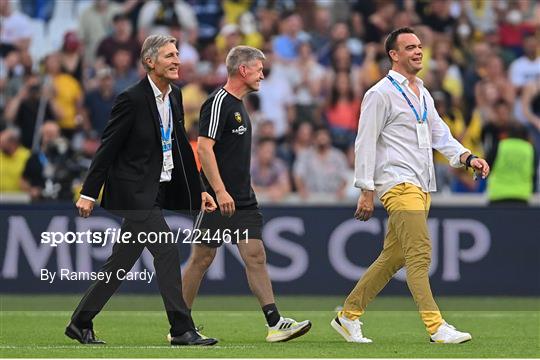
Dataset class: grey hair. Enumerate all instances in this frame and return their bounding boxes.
[140,34,177,72]
[225,46,266,76]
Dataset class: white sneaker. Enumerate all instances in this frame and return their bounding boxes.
[266,317,312,342]
[331,314,372,343]
[430,322,472,344]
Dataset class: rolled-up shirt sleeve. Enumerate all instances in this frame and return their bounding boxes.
[431,110,469,168]
[354,90,386,190]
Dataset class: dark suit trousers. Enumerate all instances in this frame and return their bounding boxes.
[70,183,194,336]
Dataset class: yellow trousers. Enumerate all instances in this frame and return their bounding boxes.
[342,183,443,334]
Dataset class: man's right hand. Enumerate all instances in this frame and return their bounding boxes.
[76,197,95,218]
[216,189,235,217]
[354,190,374,221]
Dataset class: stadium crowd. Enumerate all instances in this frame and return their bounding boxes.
[1,0,539,203]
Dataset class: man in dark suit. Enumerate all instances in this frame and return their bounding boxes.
[65,35,218,346]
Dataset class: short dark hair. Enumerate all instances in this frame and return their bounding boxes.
[314,125,329,134]
[257,136,276,147]
[384,27,416,61]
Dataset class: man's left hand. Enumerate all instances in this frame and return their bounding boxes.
[470,158,490,179]
[201,192,217,213]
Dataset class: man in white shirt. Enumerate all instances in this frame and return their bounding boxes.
[331,27,490,344]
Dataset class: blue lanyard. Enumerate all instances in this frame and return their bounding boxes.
[158,102,172,151]
[38,152,48,167]
[386,75,427,123]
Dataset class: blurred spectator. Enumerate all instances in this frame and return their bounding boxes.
[21,121,79,201]
[216,23,243,57]
[256,119,277,141]
[96,13,140,68]
[414,25,434,80]
[521,79,540,155]
[44,53,83,138]
[78,0,123,63]
[111,48,139,94]
[323,41,363,99]
[293,127,348,200]
[180,63,207,132]
[237,11,264,49]
[82,67,115,135]
[497,4,535,58]
[255,7,279,41]
[463,0,496,34]
[482,56,516,107]
[517,0,540,28]
[189,0,224,46]
[0,0,32,52]
[290,41,325,124]
[417,0,455,34]
[222,0,251,25]
[0,47,25,115]
[5,74,59,149]
[198,42,227,93]
[278,120,313,170]
[308,7,332,54]
[324,71,360,150]
[251,137,291,202]
[482,100,517,167]
[509,33,540,129]
[392,10,415,30]
[245,93,265,140]
[473,80,501,126]
[138,0,198,44]
[0,127,30,192]
[258,49,295,140]
[463,41,492,117]
[487,123,536,206]
[170,23,199,65]
[19,0,54,23]
[363,0,396,45]
[432,90,466,192]
[428,35,464,105]
[272,12,304,62]
[509,33,540,92]
[59,32,85,84]
[318,21,356,67]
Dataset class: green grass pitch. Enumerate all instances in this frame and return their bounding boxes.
[1,295,538,358]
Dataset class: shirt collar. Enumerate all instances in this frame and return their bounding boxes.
[147,75,172,101]
[388,69,424,88]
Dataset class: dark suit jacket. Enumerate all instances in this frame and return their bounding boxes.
[81,77,203,219]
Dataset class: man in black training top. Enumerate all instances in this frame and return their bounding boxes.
[182,45,312,342]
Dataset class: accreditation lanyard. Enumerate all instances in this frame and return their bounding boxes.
[158,102,174,171]
[386,75,430,148]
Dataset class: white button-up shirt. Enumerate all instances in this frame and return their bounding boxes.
[147,75,173,183]
[354,70,469,197]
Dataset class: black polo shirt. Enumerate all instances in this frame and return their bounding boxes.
[199,88,257,207]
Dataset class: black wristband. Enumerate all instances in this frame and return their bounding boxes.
[465,154,478,169]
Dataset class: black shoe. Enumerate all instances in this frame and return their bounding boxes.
[65,322,106,344]
[169,330,218,346]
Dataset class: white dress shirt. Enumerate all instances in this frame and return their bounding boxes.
[147,75,173,183]
[354,70,469,197]
[80,76,173,202]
